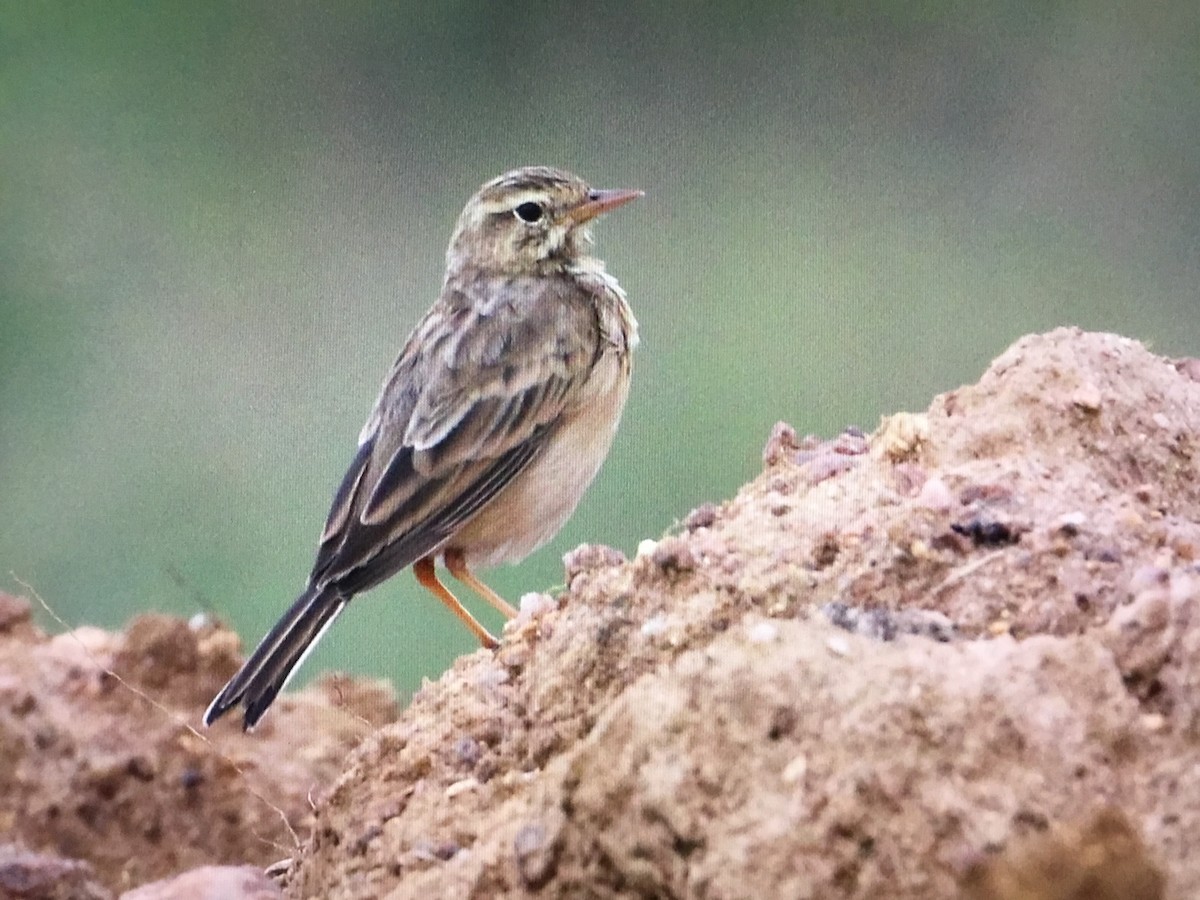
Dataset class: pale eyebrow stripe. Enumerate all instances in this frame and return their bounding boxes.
[477,189,555,215]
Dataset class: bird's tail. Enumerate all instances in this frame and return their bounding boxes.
[203,584,347,730]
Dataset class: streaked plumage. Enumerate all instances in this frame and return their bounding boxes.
[204,166,641,730]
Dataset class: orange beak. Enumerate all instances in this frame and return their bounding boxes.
[566,187,644,224]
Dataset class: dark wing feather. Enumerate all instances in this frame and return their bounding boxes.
[309,437,374,580]
[326,430,549,596]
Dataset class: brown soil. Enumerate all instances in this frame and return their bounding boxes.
[0,605,396,898]
[4,328,1198,898]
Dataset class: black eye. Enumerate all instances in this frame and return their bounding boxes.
[514,201,544,223]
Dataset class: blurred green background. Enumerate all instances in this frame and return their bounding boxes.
[3,1,1199,699]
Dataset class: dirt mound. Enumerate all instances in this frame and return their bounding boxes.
[4,328,1198,898]
[290,329,1196,899]
[0,603,395,897]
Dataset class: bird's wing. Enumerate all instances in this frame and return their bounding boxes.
[308,275,600,595]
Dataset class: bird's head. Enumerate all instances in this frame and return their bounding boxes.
[445,166,642,278]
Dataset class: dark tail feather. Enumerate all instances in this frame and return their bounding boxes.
[203,585,347,731]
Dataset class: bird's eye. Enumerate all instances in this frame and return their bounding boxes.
[514,201,544,223]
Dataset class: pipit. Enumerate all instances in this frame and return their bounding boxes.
[204,166,641,729]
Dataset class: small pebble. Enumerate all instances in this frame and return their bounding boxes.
[747,621,779,644]
[516,592,556,623]
[1070,382,1102,411]
[514,820,560,888]
[453,736,483,768]
[636,538,659,559]
[762,421,800,465]
[876,412,930,461]
[651,538,696,572]
[915,476,954,511]
[825,635,850,657]
[1140,713,1167,733]
[909,539,933,560]
[781,754,808,784]
[445,777,479,798]
[684,503,719,531]
[1057,510,1087,528]
[640,615,670,638]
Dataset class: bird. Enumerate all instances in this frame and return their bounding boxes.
[204,166,642,730]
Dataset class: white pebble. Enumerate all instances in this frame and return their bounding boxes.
[640,615,670,637]
[445,777,479,798]
[747,621,779,644]
[782,754,808,784]
[915,476,954,511]
[1056,510,1087,529]
[825,635,851,657]
[516,592,556,622]
[636,538,659,559]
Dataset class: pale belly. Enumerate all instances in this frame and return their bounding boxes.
[445,352,630,570]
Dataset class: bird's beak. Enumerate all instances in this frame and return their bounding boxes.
[566,188,644,224]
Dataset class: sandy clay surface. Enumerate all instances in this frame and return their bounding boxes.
[2,328,1198,899]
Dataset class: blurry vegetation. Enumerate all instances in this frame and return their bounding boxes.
[3,1,1199,693]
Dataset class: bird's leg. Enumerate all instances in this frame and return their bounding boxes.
[413,556,499,648]
[444,548,519,620]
